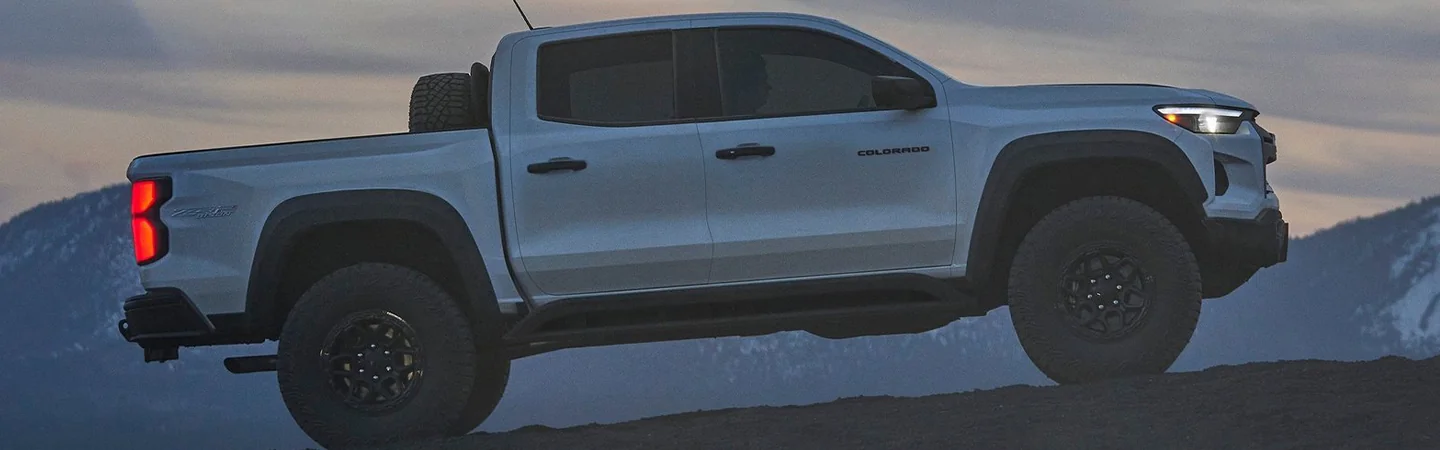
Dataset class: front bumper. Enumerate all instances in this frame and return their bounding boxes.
[117,289,260,362]
[1202,208,1289,268]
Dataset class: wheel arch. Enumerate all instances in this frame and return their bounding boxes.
[966,129,1209,298]
[246,189,502,339]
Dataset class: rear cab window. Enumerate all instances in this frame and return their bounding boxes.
[535,32,677,125]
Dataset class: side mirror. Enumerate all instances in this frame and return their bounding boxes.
[872,75,937,110]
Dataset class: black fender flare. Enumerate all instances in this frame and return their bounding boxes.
[245,189,500,336]
[965,129,1209,289]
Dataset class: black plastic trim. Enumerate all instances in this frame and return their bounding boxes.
[469,62,492,128]
[1203,208,1289,268]
[119,288,213,341]
[1214,158,1230,197]
[117,288,267,354]
[223,355,278,374]
[1254,121,1278,165]
[502,273,983,358]
[508,301,969,359]
[246,189,502,337]
[966,130,1209,289]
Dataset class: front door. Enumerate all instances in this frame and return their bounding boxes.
[693,25,958,283]
[506,29,710,296]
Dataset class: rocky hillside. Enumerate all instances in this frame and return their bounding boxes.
[2,185,1437,450]
[423,355,1440,450]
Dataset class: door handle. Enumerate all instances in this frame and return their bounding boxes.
[715,145,776,160]
[528,157,587,174]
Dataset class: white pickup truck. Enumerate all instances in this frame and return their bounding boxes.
[116,11,1288,449]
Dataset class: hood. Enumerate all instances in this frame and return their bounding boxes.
[949,82,1256,112]
[1185,88,1257,111]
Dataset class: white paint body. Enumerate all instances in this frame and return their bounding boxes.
[126,12,1281,318]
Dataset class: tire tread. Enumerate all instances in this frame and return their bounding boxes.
[277,263,482,449]
[1007,196,1202,384]
[408,73,475,133]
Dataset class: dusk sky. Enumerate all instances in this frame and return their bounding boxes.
[2,0,1436,236]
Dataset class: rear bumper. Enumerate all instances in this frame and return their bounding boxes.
[117,289,263,362]
[1202,208,1289,268]
[118,289,214,342]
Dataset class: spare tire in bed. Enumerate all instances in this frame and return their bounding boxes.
[408,72,478,133]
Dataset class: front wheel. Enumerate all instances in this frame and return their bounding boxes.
[1007,196,1202,384]
[276,263,506,449]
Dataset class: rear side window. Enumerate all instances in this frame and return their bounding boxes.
[536,32,676,125]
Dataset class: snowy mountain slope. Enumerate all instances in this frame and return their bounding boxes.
[1173,195,1440,367]
[1377,207,1440,350]
[2,185,1438,450]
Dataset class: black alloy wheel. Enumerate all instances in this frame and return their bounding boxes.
[321,310,426,412]
[1057,249,1154,341]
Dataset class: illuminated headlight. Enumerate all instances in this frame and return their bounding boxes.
[1155,106,1249,134]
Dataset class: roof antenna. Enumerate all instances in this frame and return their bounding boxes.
[513,0,535,30]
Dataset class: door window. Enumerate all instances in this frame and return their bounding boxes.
[536,32,676,125]
[714,28,924,118]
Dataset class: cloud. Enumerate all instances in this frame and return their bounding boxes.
[1272,190,1411,238]
[0,1,425,120]
[0,0,222,120]
[0,183,13,218]
[1257,117,1440,200]
[0,0,163,62]
[193,46,424,76]
[3,65,224,113]
[134,2,525,76]
[0,0,768,120]
[792,0,1440,64]
[787,0,1440,135]
[0,0,1435,234]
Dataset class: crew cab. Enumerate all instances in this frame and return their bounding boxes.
[116,12,1288,449]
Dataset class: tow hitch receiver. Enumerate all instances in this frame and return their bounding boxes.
[144,347,179,363]
[224,355,278,374]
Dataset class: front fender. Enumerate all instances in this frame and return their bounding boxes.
[964,129,1209,288]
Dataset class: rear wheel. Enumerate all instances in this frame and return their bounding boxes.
[450,329,510,435]
[1006,196,1202,384]
[276,263,506,449]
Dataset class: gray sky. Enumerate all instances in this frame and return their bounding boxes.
[2,0,1437,235]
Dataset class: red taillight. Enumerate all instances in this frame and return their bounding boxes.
[130,179,169,265]
[132,180,158,215]
[132,217,158,263]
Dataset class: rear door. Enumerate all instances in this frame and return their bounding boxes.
[504,26,712,296]
[689,22,958,283]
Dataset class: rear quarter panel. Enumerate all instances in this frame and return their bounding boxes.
[125,129,523,315]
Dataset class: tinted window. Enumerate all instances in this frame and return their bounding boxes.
[537,32,676,124]
[715,28,922,118]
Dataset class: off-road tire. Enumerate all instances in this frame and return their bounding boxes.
[277,263,489,449]
[1007,196,1202,385]
[408,72,476,133]
[449,331,510,435]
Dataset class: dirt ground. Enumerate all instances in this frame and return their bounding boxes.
[391,355,1439,450]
